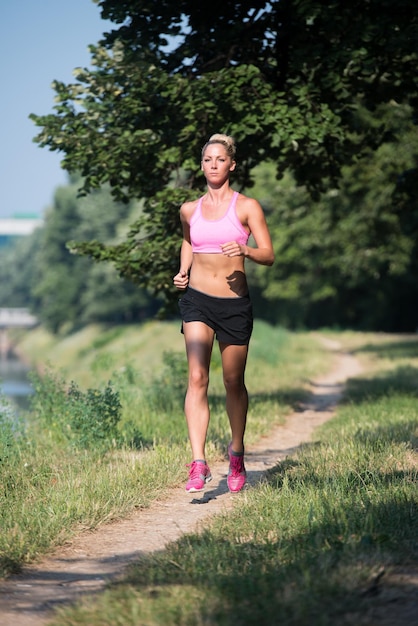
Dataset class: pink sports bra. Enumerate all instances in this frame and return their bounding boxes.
[190,191,250,254]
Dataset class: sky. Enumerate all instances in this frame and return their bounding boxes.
[0,1,113,218]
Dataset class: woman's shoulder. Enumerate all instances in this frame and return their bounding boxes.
[180,197,200,218]
[235,192,263,212]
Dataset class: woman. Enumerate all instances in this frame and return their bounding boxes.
[173,133,274,493]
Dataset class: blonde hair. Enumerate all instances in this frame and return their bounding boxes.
[201,133,236,159]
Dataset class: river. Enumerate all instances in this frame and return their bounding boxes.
[0,352,33,414]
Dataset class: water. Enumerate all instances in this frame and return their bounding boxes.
[0,353,33,414]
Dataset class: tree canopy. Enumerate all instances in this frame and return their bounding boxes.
[29,0,418,324]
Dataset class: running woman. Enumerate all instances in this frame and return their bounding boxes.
[173,133,274,493]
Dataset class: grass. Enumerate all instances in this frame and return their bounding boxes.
[46,331,417,626]
[0,429,189,576]
[12,321,186,387]
[0,321,329,578]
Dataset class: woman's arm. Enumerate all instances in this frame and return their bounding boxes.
[222,196,275,266]
[173,204,194,289]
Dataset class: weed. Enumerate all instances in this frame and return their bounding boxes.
[66,381,122,449]
[29,369,122,450]
[142,350,188,414]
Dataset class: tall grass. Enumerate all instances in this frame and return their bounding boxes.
[0,413,188,577]
[0,322,328,579]
[49,333,418,626]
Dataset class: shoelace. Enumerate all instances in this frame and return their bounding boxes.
[229,456,244,475]
[187,461,205,478]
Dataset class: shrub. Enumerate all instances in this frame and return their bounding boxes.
[29,370,122,450]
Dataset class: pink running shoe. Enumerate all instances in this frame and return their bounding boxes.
[185,460,212,493]
[227,443,247,493]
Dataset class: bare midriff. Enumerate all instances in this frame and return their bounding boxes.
[189,253,248,298]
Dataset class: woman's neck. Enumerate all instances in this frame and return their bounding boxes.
[205,182,233,206]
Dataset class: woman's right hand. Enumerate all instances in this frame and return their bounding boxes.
[173,270,189,290]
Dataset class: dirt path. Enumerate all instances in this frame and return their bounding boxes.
[0,338,398,625]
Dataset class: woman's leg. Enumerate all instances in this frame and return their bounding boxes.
[219,343,249,453]
[183,321,215,460]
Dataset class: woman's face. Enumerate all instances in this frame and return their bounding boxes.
[201,143,236,185]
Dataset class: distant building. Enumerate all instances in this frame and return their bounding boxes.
[0,215,43,247]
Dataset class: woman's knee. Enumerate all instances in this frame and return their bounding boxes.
[223,375,245,393]
[188,367,209,390]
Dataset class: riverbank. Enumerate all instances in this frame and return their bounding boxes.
[9,321,186,387]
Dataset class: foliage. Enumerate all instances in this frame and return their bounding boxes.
[29,0,418,317]
[31,184,92,333]
[66,381,121,448]
[0,398,21,464]
[254,103,418,330]
[79,261,159,325]
[70,186,195,312]
[112,349,190,448]
[0,174,158,332]
[0,229,44,308]
[30,369,122,450]
[141,350,189,414]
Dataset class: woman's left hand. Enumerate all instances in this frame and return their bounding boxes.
[220,241,246,257]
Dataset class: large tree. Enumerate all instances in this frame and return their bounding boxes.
[252,103,418,330]
[30,0,417,313]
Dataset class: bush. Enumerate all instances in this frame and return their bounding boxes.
[29,369,122,450]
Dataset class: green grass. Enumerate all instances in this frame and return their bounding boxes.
[46,331,418,626]
[0,432,189,577]
[1,321,329,578]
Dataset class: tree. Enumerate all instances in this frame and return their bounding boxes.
[31,184,94,333]
[31,176,156,333]
[29,0,418,314]
[79,262,160,325]
[253,103,418,330]
[0,229,44,308]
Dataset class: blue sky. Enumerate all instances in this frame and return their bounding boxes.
[0,1,113,217]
